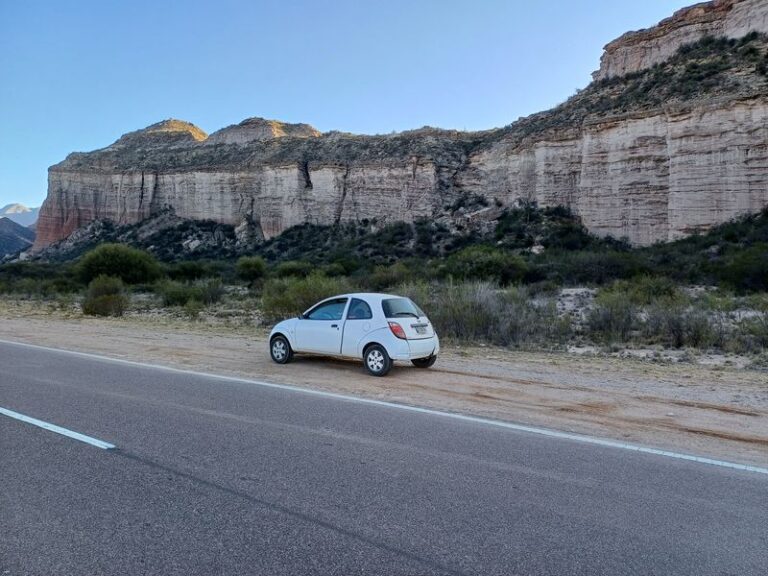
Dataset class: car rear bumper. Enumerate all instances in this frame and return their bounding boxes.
[400,336,439,360]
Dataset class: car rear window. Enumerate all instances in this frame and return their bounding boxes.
[382,298,424,319]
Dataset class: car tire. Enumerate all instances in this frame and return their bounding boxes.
[270,335,293,364]
[364,344,392,377]
[411,355,436,369]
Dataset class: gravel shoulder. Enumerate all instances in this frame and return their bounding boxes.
[1,301,766,468]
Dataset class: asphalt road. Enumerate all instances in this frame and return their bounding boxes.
[1,341,766,576]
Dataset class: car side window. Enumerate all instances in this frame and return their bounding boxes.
[306,298,348,321]
[347,298,372,320]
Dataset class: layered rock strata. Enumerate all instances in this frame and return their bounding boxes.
[34,0,768,250]
[462,98,768,244]
[594,0,768,80]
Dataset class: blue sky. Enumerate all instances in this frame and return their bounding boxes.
[0,0,693,207]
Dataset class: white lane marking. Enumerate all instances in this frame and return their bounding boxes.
[1,338,767,475]
[0,406,115,450]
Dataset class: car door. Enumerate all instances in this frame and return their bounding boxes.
[294,297,348,354]
[341,297,375,357]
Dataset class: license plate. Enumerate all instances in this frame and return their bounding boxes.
[415,326,427,335]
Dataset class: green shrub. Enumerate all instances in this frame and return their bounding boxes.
[82,295,129,317]
[184,298,204,320]
[365,262,412,291]
[86,275,124,298]
[534,249,646,285]
[261,273,352,321]
[737,315,768,352]
[156,280,202,307]
[155,278,223,307]
[40,277,82,295]
[10,278,44,298]
[745,292,768,312]
[329,256,363,275]
[717,244,768,292]
[236,256,267,287]
[320,262,348,277]
[586,292,636,343]
[167,261,209,281]
[642,302,715,348]
[444,246,528,285]
[602,276,682,305]
[78,244,162,285]
[696,290,740,313]
[197,278,224,305]
[82,275,129,317]
[393,281,432,312]
[0,263,84,298]
[201,260,233,281]
[275,260,314,278]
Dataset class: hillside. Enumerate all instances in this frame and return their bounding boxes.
[34,0,768,251]
[0,217,35,256]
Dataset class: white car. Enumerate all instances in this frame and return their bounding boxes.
[268,293,440,376]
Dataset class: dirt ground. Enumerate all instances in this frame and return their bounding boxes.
[1,301,766,468]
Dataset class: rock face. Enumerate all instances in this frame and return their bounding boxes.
[34,0,768,251]
[462,98,768,244]
[35,123,477,248]
[594,0,768,80]
[207,117,321,145]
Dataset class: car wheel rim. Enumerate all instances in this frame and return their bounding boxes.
[367,350,384,372]
[272,341,286,360]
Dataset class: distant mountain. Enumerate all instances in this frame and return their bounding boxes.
[0,203,40,227]
[0,217,36,256]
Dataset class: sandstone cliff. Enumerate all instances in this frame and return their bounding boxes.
[36,121,482,248]
[34,0,768,251]
[594,0,768,80]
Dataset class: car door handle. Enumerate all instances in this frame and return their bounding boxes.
[331,324,338,328]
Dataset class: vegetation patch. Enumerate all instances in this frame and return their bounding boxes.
[82,275,129,317]
[78,243,162,285]
[2,204,767,363]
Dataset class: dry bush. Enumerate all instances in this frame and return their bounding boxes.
[396,281,570,347]
[82,275,129,317]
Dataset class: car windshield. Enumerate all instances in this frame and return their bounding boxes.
[382,298,424,319]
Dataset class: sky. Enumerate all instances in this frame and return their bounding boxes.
[0,0,693,208]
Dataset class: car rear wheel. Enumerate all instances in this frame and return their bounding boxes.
[364,344,392,377]
[411,355,436,368]
[270,335,293,364]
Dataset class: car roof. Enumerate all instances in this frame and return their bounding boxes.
[323,292,404,303]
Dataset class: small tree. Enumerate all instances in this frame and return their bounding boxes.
[78,243,162,285]
[236,256,267,288]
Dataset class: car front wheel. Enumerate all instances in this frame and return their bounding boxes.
[411,355,436,368]
[270,335,293,364]
[364,344,392,377]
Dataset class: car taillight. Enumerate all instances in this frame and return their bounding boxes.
[388,321,407,340]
